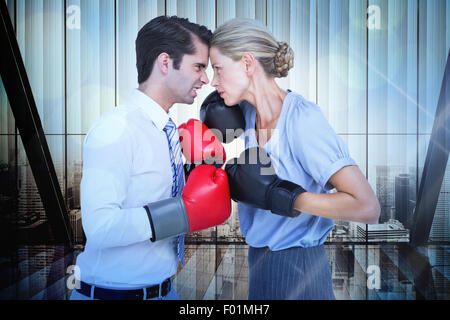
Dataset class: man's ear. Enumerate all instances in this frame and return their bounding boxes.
[241,52,256,76]
[156,52,171,75]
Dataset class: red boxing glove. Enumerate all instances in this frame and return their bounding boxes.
[178,119,226,165]
[182,164,231,232]
[144,165,231,241]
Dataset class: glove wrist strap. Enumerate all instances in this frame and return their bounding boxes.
[269,180,305,218]
[144,196,189,242]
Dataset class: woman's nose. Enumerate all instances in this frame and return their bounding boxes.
[211,74,219,88]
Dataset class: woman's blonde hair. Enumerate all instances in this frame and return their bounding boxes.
[211,18,294,78]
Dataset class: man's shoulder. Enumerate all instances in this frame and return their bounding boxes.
[84,105,136,146]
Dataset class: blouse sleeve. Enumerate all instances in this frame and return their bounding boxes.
[286,98,357,191]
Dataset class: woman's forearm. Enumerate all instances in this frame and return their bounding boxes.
[294,191,380,224]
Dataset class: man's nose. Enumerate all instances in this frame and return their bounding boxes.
[201,69,209,85]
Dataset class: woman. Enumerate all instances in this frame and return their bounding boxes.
[209,18,380,300]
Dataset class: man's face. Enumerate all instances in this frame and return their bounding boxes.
[167,37,209,105]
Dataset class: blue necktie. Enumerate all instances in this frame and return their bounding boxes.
[163,118,185,266]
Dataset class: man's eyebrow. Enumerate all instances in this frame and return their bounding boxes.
[195,63,207,68]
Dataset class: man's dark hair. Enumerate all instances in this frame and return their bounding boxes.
[136,16,212,84]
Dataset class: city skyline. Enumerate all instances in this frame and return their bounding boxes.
[1,156,448,244]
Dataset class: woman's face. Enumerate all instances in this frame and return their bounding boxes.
[210,47,249,106]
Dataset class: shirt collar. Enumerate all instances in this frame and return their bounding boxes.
[127,88,170,131]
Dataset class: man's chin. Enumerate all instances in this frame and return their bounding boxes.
[181,97,195,105]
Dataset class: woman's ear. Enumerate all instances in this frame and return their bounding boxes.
[156,52,171,75]
[241,52,256,76]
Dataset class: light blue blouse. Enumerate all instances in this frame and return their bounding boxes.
[237,91,357,250]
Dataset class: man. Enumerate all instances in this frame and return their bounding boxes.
[70,16,231,300]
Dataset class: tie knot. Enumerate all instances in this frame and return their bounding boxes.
[164,118,176,130]
[164,118,176,137]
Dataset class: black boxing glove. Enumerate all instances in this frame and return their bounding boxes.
[225,147,306,218]
[200,90,246,144]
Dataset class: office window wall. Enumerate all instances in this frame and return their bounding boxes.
[0,0,449,246]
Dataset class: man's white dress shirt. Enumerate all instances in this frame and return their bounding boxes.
[75,88,181,289]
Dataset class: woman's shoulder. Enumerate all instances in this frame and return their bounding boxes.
[285,91,320,114]
[283,91,342,153]
[284,91,326,127]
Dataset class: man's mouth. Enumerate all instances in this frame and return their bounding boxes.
[192,86,202,97]
[192,89,197,97]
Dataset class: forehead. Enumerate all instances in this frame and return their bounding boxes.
[210,47,234,65]
[183,36,209,64]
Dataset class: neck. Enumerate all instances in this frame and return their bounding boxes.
[243,74,287,128]
[138,81,173,113]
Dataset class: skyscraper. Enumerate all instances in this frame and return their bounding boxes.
[376,165,417,224]
[430,166,450,242]
[395,173,416,230]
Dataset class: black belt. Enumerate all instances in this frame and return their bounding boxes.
[76,278,172,300]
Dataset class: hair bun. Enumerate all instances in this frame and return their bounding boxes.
[274,42,294,78]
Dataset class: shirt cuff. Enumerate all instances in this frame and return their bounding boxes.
[319,157,358,191]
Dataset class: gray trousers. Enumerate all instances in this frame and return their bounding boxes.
[248,245,335,300]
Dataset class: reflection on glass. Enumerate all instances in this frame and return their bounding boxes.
[66,0,115,134]
[67,135,84,245]
[174,244,249,300]
[6,134,65,243]
[417,134,449,242]
[0,79,15,134]
[16,137,45,230]
[428,245,450,299]
[289,0,316,103]
[368,0,418,135]
[115,0,166,106]
[429,162,450,242]
[418,0,450,134]
[318,0,367,134]
[16,0,65,134]
[0,135,18,253]
[0,244,75,299]
[1,0,449,302]
[368,135,417,242]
